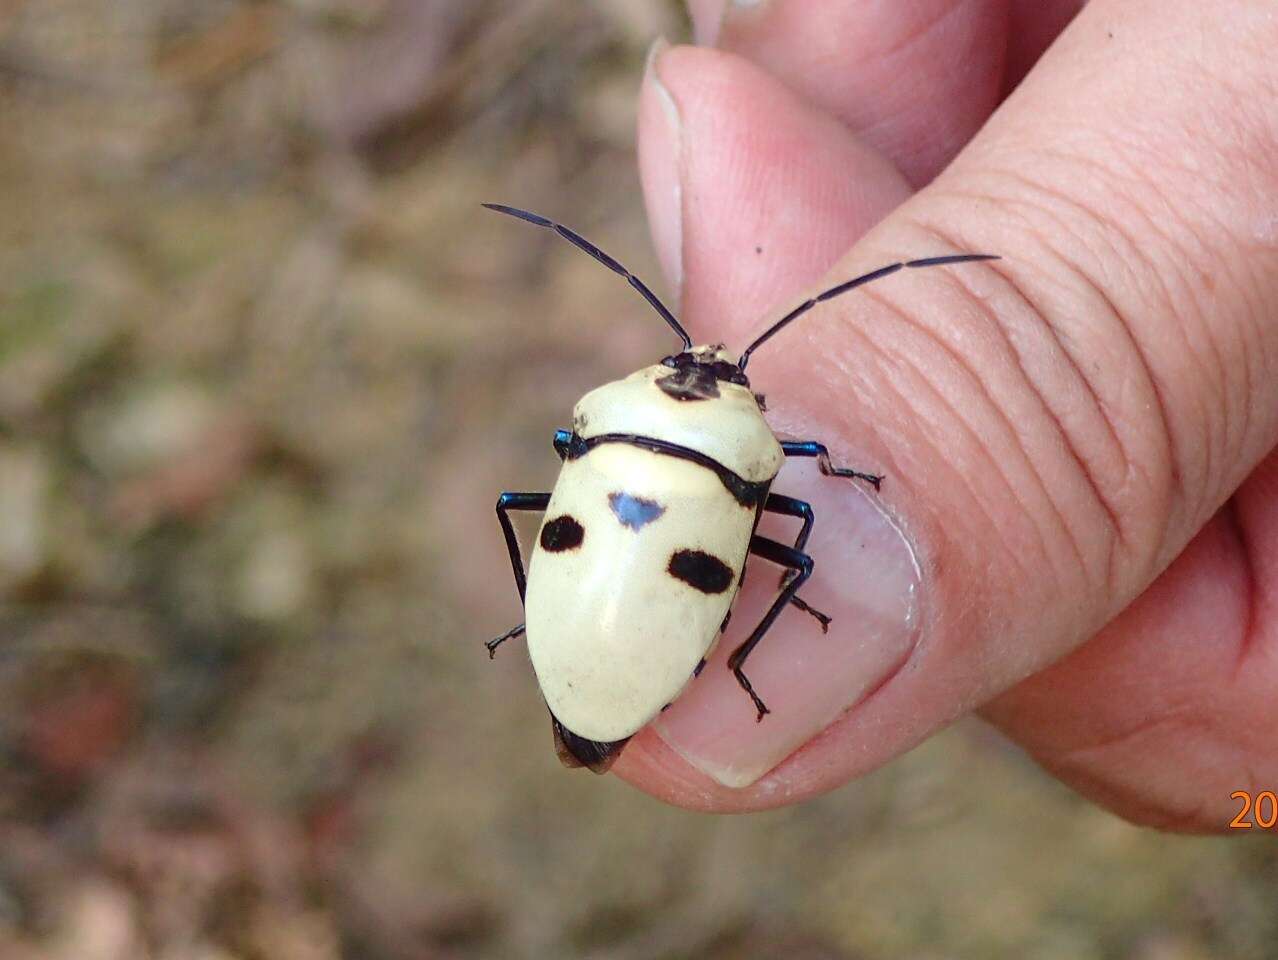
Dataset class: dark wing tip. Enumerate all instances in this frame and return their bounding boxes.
[550,713,629,774]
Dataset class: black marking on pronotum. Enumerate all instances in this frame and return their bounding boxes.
[668,549,734,594]
[561,432,769,508]
[659,350,749,386]
[655,364,720,401]
[608,492,666,530]
[540,515,584,552]
[550,713,628,774]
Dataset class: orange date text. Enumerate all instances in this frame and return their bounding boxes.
[1229,791,1278,829]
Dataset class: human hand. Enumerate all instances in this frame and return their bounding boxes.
[613,0,1278,832]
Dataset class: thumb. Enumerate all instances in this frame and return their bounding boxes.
[618,4,1278,808]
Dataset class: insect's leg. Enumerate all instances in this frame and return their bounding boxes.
[496,491,552,601]
[728,535,815,721]
[780,440,882,490]
[551,428,593,462]
[764,492,813,550]
[489,491,551,656]
[553,428,573,459]
[762,493,830,629]
[486,622,525,660]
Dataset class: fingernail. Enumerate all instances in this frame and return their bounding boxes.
[685,0,727,45]
[638,37,683,301]
[651,459,922,787]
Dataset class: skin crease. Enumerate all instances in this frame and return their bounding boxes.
[610,0,1278,831]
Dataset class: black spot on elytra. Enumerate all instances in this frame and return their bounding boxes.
[608,491,665,531]
[540,515,584,552]
[693,657,707,677]
[655,364,720,401]
[668,549,734,594]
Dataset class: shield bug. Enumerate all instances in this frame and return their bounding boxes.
[484,203,996,772]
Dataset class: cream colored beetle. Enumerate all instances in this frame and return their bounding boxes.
[484,204,996,773]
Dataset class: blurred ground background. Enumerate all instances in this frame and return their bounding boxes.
[0,2,1275,958]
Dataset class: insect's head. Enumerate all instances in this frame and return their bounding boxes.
[660,344,748,385]
[654,343,758,405]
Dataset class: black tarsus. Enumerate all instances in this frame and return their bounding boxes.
[483,203,692,350]
[782,440,883,491]
[489,491,551,656]
[786,594,831,632]
[486,622,525,659]
[730,534,817,721]
[738,253,999,369]
[763,492,831,631]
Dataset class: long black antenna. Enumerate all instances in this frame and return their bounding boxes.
[737,253,999,370]
[483,204,692,350]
